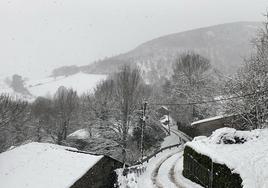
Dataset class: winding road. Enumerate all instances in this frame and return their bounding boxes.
[136,126,196,188]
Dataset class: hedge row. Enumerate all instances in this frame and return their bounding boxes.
[183,146,242,188]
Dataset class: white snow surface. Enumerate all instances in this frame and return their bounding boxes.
[161,128,181,148]
[68,128,91,140]
[28,72,106,97]
[0,142,103,188]
[186,127,268,188]
[191,115,224,126]
[0,73,106,100]
[135,128,196,188]
[116,168,139,188]
[137,147,181,188]
[117,128,196,188]
[160,115,169,124]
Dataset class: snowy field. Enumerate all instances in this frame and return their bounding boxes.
[0,72,106,100]
[27,72,106,97]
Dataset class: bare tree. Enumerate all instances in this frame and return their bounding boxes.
[170,52,216,124]
[54,86,79,144]
[79,94,100,137]
[223,14,268,129]
[114,65,142,163]
[91,66,143,163]
[9,74,31,95]
[0,94,28,128]
[0,94,30,151]
[31,97,56,141]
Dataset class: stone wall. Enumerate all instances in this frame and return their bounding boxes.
[71,156,123,188]
[183,146,242,188]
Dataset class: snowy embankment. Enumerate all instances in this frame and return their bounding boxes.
[187,128,268,188]
[0,142,103,188]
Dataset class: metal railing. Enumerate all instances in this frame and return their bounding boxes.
[122,143,182,178]
[135,143,182,165]
[122,129,189,177]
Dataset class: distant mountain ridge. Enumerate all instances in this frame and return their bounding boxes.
[52,22,261,83]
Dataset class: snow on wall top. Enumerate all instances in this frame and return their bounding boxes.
[68,128,91,140]
[0,142,103,188]
[191,115,224,126]
[186,128,268,188]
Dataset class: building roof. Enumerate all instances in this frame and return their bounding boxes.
[0,142,103,188]
[191,115,225,126]
[67,128,91,140]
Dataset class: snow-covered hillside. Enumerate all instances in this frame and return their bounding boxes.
[27,72,106,97]
[0,72,106,100]
[82,22,260,83]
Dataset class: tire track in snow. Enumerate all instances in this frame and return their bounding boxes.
[169,154,184,188]
[151,150,182,188]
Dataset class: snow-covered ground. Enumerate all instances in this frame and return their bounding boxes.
[187,127,268,188]
[28,72,106,97]
[130,126,198,188]
[160,130,181,148]
[0,72,106,100]
[0,142,103,188]
[137,146,182,188]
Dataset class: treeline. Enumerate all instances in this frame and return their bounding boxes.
[0,66,166,164]
[222,17,268,130]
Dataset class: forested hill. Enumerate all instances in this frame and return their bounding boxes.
[52,22,261,83]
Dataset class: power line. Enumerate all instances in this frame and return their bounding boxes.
[150,89,268,106]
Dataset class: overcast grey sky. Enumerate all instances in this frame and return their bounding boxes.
[0,0,267,78]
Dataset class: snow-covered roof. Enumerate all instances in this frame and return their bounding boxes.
[160,115,169,123]
[0,142,103,188]
[186,128,268,188]
[160,106,169,111]
[68,128,91,140]
[191,115,224,126]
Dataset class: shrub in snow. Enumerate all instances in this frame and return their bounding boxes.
[115,164,146,188]
[115,168,138,188]
[208,127,259,144]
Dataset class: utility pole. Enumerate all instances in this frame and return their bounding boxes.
[167,110,170,135]
[140,101,147,160]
